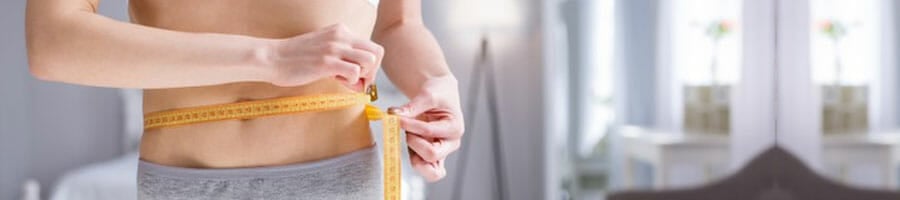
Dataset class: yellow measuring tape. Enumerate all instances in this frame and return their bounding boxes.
[143,85,402,200]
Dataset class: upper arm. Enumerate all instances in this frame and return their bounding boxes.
[26,0,100,43]
[25,0,100,77]
[26,0,100,41]
[27,0,99,20]
[373,0,423,34]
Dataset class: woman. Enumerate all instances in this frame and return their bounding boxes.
[26,0,464,199]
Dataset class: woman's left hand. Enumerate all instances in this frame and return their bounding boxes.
[391,77,464,182]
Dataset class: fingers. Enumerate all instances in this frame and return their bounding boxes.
[323,24,383,63]
[324,57,361,88]
[398,116,462,139]
[349,37,384,68]
[407,133,460,163]
[350,38,384,86]
[410,151,446,182]
[338,47,377,83]
[393,93,437,118]
[319,24,383,88]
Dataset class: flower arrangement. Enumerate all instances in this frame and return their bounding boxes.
[706,20,734,41]
[703,19,734,86]
[820,19,848,41]
[819,19,851,86]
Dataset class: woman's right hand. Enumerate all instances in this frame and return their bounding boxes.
[266,24,384,91]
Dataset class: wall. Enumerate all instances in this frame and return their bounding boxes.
[0,1,32,198]
[730,0,778,171]
[872,0,897,133]
[775,0,821,170]
[0,1,129,199]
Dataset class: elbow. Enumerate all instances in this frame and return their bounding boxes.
[26,41,62,82]
[26,29,57,82]
[27,40,70,82]
[26,13,75,82]
[27,29,75,82]
[28,59,56,81]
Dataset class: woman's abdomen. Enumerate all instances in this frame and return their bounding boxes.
[133,0,378,168]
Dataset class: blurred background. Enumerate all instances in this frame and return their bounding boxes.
[2,0,900,200]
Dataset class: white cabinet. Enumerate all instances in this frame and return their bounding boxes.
[619,126,729,188]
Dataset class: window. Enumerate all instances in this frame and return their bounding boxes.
[810,0,880,86]
[672,0,742,86]
[810,0,885,134]
[666,0,742,134]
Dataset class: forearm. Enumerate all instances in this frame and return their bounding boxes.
[374,22,457,97]
[371,0,464,181]
[26,9,277,89]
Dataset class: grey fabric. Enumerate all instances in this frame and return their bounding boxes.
[137,146,381,200]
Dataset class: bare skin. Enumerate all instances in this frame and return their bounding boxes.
[133,0,381,169]
[26,0,464,182]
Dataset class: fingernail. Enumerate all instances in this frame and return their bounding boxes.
[387,107,404,115]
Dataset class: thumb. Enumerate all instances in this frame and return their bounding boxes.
[391,94,434,118]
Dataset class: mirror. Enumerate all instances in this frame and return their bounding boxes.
[815,0,900,190]
[561,0,749,198]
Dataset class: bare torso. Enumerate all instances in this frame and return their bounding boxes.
[134,0,378,168]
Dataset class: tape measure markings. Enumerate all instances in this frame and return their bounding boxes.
[383,114,401,200]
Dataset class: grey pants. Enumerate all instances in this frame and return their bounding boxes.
[137,146,381,200]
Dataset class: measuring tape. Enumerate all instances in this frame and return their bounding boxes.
[143,85,402,200]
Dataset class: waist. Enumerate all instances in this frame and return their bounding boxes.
[142,80,354,113]
[139,80,374,169]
